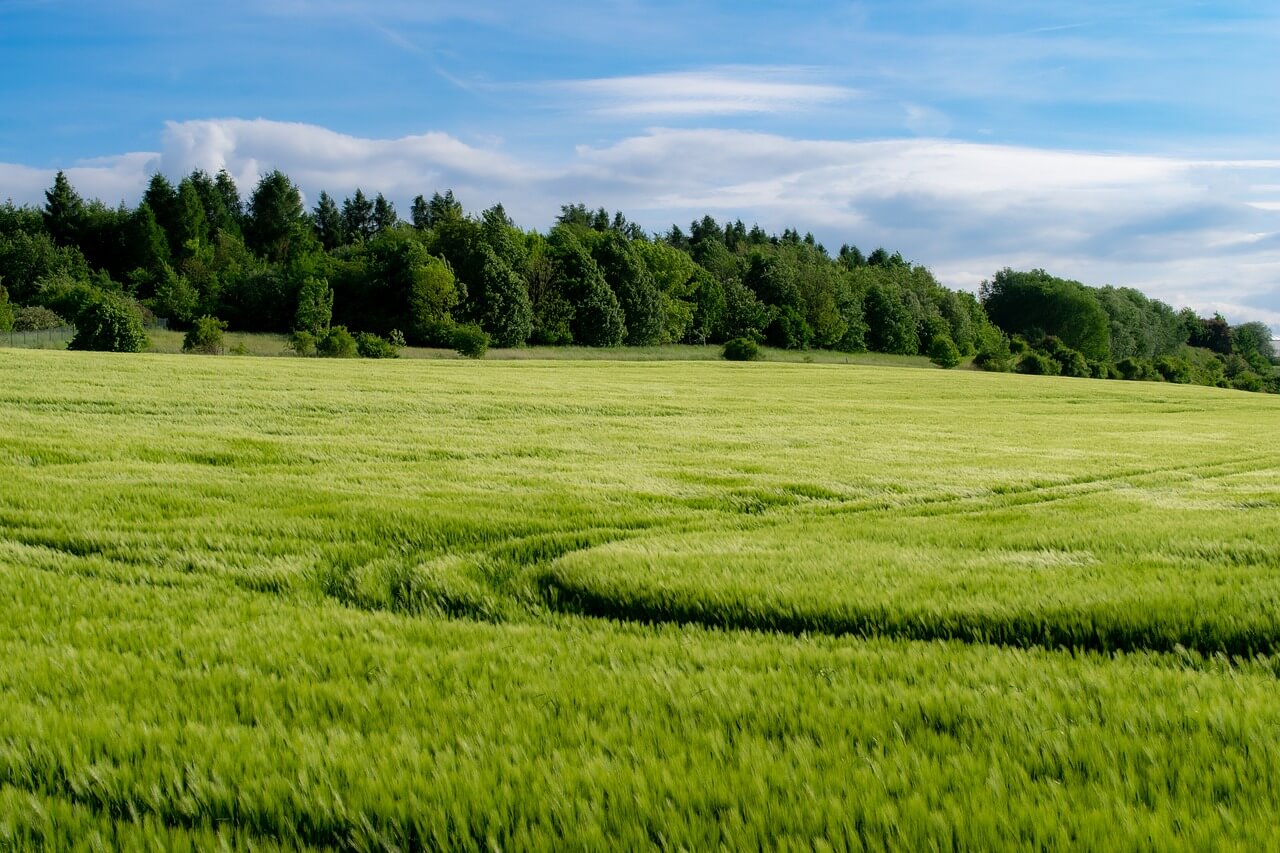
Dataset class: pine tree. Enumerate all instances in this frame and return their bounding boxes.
[313,192,343,250]
[43,171,85,247]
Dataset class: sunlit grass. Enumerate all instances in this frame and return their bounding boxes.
[1,348,1278,846]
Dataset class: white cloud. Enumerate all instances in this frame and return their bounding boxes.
[2,118,1278,331]
[558,68,856,117]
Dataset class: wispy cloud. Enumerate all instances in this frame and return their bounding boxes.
[557,68,856,117]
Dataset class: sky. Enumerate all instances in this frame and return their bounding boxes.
[1,0,1278,331]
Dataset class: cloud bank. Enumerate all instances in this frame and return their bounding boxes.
[2,118,1277,330]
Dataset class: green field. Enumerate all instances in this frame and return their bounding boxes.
[2,349,1279,849]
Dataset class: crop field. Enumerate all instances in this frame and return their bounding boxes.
[2,349,1279,849]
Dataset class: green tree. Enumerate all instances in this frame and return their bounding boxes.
[372,193,398,233]
[0,283,13,332]
[313,192,343,250]
[213,170,243,232]
[549,228,624,347]
[294,276,334,337]
[981,268,1110,361]
[244,170,305,262]
[592,231,663,346]
[475,247,533,347]
[174,178,210,257]
[43,170,85,247]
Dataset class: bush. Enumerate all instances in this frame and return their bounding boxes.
[973,329,1014,372]
[356,331,401,359]
[766,305,814,350]
[1153,355,1192,384]
[12,306,67,331]
[452,324,489,359]
[317,326,358,358]
[182,316,227,354]
[68,294,149,353]
[1016,352,1059,376]
[928,335,961,369]
[288,331,316,357]
[721,337,761,362]
[1115,357,1156,382]
[1088,360,1110,379]
[1230,371,1264,392]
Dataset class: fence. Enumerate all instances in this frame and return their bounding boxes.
[0,326,77,350]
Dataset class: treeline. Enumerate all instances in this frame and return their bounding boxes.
[0,169,1274,391]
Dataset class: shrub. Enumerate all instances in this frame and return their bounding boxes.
[68,294,149,353]
[1088,360,1110,379]
[288,331,316,357]
[721,337,761,362]
[182,316,227,354]
[1016,352,1059,376]
[928,335,961,369]
[973,329,1014,372]
[12,306,67,331]
[1153,355,1192,384]
[1230,371,1264,392]
[452,324,489,359]
[1115,357,1156,382]
[317,326,358,358]
[356,331,401,359]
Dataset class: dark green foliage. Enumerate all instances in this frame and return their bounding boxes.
[183,315,227,354]
[313,192,343,251]
[476,248,533,347]
[342,190,375,244]
[68,294,148,352]
[43,171,85,247]
[1115,357,1156,382]
[1039,337,1089,378]
[11,305,66,331]
[720,277,769,343]
[593,232,663,346]
[1016,352,1059,376]
[356,331,401,359]
[294,276,334,337]
[982,268,1110,361]
[452,323,489,358]
[863,281,918,355]
[928,335,961,369]
[316,326,357,358]
[244,171,305,262]
[372,194,398,234]
[151,265,199,327]
[0,284,12,331]
[767,304,813,350]
[1187,313,1233,354]
[549,229,624,347]
[721,337,760,361]
[1153,355,1192,384]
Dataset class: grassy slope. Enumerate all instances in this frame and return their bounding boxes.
[1,349,1279,847]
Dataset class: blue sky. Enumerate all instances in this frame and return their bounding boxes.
[2,0,1279,329]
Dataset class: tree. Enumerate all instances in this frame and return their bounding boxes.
[592,231,663,346]
[43,170,85,247]
[410,195,431,230]
[981,268,1110,361]
[174,178,210,256]
[213,170,243,232]
[313,192,343,251]
[549,228,624,347]
[372,193,398,233]
[294,276,334,337]
[0,283,13,332]
[342,190,375,243]
[69,294,149,352]
[123,202,172,289]
[143,173,182,257]
[244,170,305,261]
[475,247,533,347]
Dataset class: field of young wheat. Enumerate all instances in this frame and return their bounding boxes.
[1,348,1278,848]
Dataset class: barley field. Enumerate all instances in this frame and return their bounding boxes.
[1,349,1278,849]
